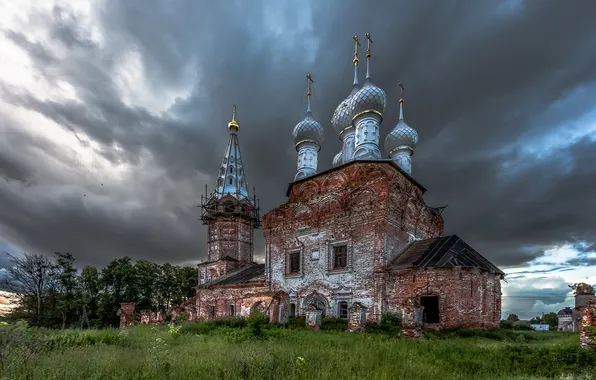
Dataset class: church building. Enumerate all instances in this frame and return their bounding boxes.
[176,34,504,332]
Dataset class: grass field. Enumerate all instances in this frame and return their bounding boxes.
[1,319,595,380]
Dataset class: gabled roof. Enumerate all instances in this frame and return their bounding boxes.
[201,263,265,287]
[389,235,504,275]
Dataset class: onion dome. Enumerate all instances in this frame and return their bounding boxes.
[384,95,418,155]
[292,74,324,148]
[331,35,362,136]
[350,33,387,119]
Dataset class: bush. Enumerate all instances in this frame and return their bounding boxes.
[499,320,513,329]
[365,313,402,336]
[246,312,269,337]
[320,318,348,332]
[285,317,306,329]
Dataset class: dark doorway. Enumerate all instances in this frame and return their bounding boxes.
[421,296,440,324]
[289,303,296,318]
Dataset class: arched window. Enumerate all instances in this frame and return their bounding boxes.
[229,165,234,173]
[229,178,233,185]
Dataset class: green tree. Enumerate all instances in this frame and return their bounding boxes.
[54,252,81,328]
[79,266,101,327]
[134,260,159,311]
[506,314,520,322]
[542,312,558,330]
[98,257,138,327]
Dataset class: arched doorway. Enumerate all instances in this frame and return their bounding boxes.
[302,292,328,318]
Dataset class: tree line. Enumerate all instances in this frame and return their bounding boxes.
[1,252,197,329]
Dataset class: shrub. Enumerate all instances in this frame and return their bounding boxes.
[499,320,513,329]
[246,312,269,337]
[285,317,306,329]
[320,318,348,332]
[364,313,402,336]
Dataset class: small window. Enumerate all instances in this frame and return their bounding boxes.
[228,304,235,317]
[289,303,296,318]
[311,249,320,260]
[229,178,233,185]
[333,245,347,269]
[421,296,440,324]
[289,252,300,273]
[229,165,234,173]
[338,301,348,319]
[209,305,215,319]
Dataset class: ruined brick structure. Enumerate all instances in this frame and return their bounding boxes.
[579,299,596,350]
[177,37,504,332]
[572,283,596,333]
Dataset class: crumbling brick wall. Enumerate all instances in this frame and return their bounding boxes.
[263,161,444,322]
[195,284,275,321]
[580,299,596,350]
[385,268,501,329]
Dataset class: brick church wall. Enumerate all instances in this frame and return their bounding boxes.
[385,267,502,329]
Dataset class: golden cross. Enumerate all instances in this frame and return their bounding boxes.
[306,73,313,97]
[399,82,405,99]
[232,104,237,121]
[353,35,360,64]
[365,33,373,58]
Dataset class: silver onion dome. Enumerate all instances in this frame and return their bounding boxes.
[350,80,387,118]
[350,33,387,119]
[292,112,324,146]
[384,118,418,154]
[331,95,354,136]
[384,98,418,154]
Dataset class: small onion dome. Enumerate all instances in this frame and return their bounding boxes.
[331,89,357,136]
[384,99,418,155]
[350,79,387,120]
[332,151,343,166]
[292,111,324,148]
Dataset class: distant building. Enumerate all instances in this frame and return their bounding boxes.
[530,324,550,331]
[557,307,573,331]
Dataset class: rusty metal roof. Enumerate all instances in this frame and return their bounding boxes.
[202,263,265,287]
[389,235,504,275]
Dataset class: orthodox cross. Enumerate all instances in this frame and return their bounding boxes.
[365,33,373,58]
[399,82,405,99]
[306,73,313,97]
[353,35,360,64]
[232,104,237,121]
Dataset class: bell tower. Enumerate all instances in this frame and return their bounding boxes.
[198,105,261,282]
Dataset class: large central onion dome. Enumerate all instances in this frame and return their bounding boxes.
[350,33,387,119]
[350,78,387,119]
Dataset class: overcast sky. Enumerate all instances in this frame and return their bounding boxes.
[1,0,595,319]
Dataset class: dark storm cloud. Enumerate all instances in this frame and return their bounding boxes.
[1,0,596,276]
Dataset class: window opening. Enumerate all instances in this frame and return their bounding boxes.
[228,304,235,317]
[333,245,347,269]
[209,305,215,319]
[338,301,348,319]
[421,296,440,324]
[290,303,296,318]
[289,252,300,273]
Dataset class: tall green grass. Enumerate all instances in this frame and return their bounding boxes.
[1,320,594,380]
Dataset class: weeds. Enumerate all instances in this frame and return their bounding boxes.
[0,320,594,380]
